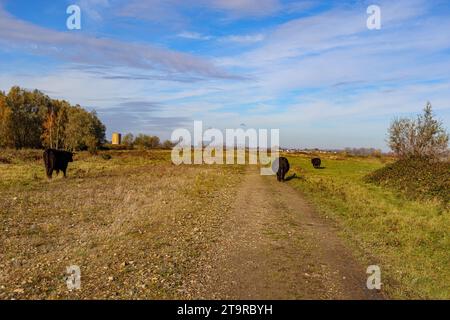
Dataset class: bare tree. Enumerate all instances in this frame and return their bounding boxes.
[388,102,448,159]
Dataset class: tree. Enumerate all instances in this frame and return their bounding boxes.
[0,91,13,148]
[0,86,106,151]
[161,139,175,149]
[122,133,134,148]
[148,135,160,148]
[6,86,48,149]
[41,106,56,148]
[388,102,449,159]
[54,101,69,149]
[89,110,106,148]
[134,134,160,149]
[63,106,106,152]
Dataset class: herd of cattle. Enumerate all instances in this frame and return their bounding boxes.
[42,149,323,181]
[275,157,323,182]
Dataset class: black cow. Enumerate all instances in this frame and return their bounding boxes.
[276,157,290,182]
[43,149,74,179]
[311,157,321,169]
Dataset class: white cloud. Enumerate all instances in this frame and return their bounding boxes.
[0,6,235,80]
[177,31,212,40]
[220,33,265,43]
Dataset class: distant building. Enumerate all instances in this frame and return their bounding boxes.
[112,132,122,145]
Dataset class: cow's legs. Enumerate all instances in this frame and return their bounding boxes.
[62,163,68,178]
[46,168,53,179]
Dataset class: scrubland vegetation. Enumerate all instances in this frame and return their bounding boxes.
[0,149,244,299]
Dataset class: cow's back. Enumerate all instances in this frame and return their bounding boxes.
[311,157,321,168]
[279,157,290,171]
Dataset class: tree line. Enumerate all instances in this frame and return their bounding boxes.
[120,133,174,149]
[0,86,105,151]
[344,147,383,157]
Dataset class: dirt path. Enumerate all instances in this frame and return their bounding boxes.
[187,166,385,299]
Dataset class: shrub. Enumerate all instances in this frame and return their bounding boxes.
[388,102,448,159]
[365,157,450,204]
[101,154,112,160]
[134,134,160,149]
[161,140,175,149]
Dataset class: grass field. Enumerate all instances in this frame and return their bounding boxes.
[0,149,449,299]
[0,150,244,299]
[285,153,450,299]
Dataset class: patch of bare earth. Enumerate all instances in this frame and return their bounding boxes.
[185,167,385,299]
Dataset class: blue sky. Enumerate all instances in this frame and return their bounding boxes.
[0,0,449,150]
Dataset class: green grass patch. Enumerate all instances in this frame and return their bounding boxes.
[285,154,450,299]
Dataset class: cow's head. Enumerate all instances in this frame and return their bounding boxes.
[66,152,74,162]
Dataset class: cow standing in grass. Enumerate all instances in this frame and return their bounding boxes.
[43,149,74,179]
[311,157,321,169]
[276,157,290,182]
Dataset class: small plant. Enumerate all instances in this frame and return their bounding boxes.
[101,154,112,160]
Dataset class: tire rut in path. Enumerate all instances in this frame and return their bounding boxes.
[190,167,385,299]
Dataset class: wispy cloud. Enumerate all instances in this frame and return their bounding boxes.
[178,31,212,41]
[0,6,236,80]
[220,33,265,43]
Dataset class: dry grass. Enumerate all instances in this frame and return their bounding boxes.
[0,149,244,299]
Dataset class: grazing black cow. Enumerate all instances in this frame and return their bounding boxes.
[43,149,74,179]
[277,157,290,182]
[311,157,321,169]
